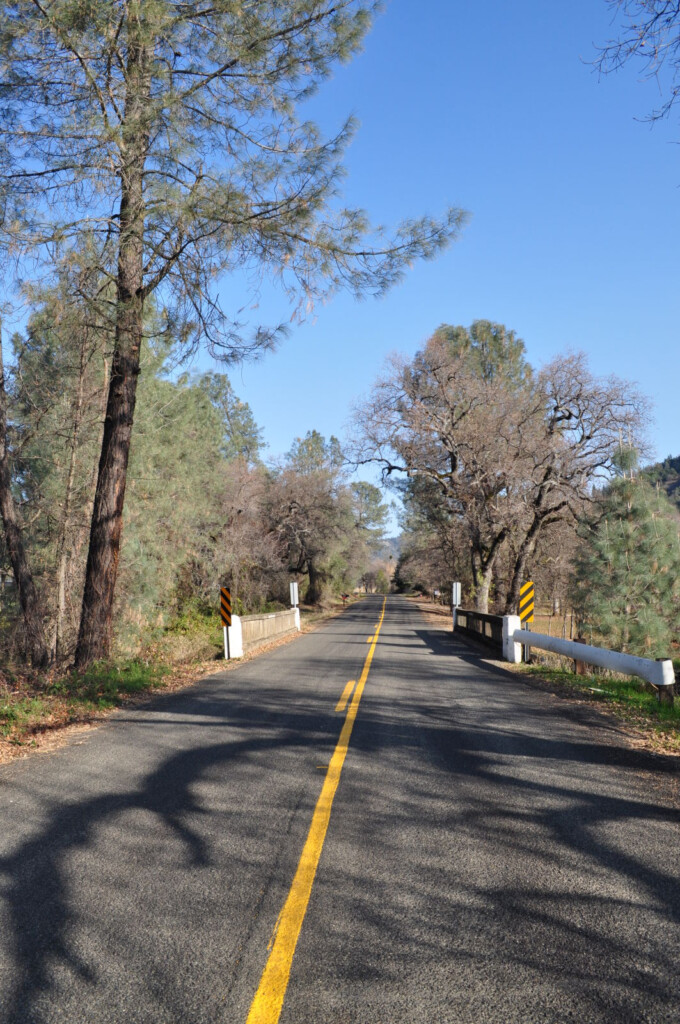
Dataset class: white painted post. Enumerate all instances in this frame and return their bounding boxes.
[452,582,461,629]
[657,659,676,703]
[503,615,523,663]
[290,581,299,607]
[294,607,301,631]
[225,615,243,659]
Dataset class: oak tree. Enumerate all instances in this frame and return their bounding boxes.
[353,322,533,610]
[353,324,646,613]
[268,430,352,604]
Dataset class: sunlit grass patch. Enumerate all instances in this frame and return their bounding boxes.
[51,660,170,704]
[0,696,49,738]
[0,660,171,745]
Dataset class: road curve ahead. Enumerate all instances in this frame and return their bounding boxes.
[0,596,679,1023]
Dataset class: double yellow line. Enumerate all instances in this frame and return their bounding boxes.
[246,597,387,1024]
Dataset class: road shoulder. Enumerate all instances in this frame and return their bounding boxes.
[410,596,680,773]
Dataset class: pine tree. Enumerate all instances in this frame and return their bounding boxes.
[0,1,464,666]
[4,293,268,659]
[2,280,110,663]
[573,472,680,658]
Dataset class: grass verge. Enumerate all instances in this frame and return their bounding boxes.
[0,660,171,751]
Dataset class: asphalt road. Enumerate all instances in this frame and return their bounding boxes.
[1,595,679,1024]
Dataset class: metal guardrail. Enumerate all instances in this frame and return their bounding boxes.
[455,610,504,653]
[503,618,675,701]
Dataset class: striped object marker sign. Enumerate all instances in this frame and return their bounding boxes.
[519,581,535,624]
[220,587,232,627]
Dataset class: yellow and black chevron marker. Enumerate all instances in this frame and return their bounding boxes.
[519,581,534,624]
[220,587,232,627]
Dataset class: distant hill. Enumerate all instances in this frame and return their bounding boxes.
[643,455,680,509]
[376,535,402,561]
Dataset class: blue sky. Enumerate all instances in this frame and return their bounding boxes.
[212,0,679,476]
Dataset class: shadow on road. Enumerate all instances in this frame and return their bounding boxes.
[1,595,679,1022]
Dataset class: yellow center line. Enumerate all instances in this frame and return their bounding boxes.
[246,596,387,1024]
[335,679,356,713]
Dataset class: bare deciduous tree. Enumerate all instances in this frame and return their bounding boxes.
[597,1,680,124]
[353,325,647,613]
[502,353,647,612]
[353,333,526,610]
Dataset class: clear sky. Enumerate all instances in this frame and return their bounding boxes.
[210,0,679,475]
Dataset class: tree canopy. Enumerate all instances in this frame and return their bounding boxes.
[0,0,463,665]
[352,322,646,612]
[0,0,463,351]
[597,1,680,125]
[573,468,680,657]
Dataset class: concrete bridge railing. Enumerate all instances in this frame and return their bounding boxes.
[226,608,300,658]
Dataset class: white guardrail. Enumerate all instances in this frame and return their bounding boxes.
[502,615,675,695]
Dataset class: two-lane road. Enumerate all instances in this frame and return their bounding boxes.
[1,596,679,1023]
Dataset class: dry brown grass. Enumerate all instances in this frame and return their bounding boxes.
[407,597,453,630]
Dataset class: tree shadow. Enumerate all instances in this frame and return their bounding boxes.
[1,605,679,1021]
[287,689,680,1020]
[0,681,340,1023]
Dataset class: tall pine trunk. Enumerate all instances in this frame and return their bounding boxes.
[0,328,49,667]
[55,400,82,661]
[75,22,150,668]
[54,332,102,662]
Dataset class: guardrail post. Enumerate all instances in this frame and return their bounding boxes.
[502,615,522,663]
[657,659,675,705]
[574,636,587,676]
[226,615,243,659]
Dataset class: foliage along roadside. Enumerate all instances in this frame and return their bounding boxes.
[0,660,171,755]
[1,298,390,669]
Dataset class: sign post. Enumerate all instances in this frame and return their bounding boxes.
[220,587,232,659]
[289,581,299,607]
